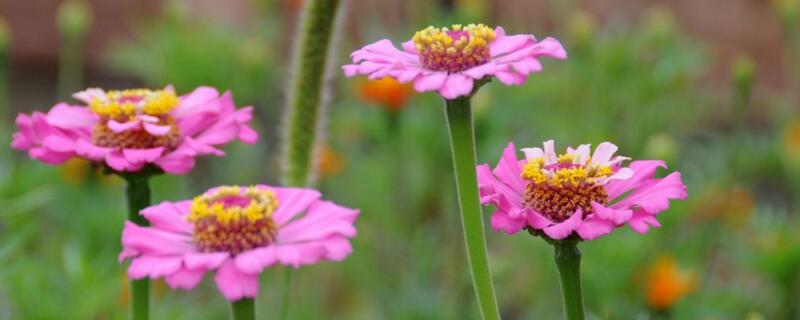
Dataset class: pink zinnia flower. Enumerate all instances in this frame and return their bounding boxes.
[11,86,258,174]
[119,185,359,301]
[343,24,566,99]
[477,140,687,240]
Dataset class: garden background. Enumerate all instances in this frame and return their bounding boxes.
[1,0,799,318]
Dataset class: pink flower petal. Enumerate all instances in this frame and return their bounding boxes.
[143,123,172,136]
[438,73,474,99]
[591,142,619,166]
[532,37,568,60]
[123,147,165,164]
[107,119,140,133]
[527,209,554,229]
[75,139,112,160]
[140,201,193,234]
[542,210,583,240]
[165,268,206,290]
[605,160,666,199]
[119,221,194,261]
[45,103,97,129]
[591,201,632,224]
[184,252,230,270]
[576,215,616,240]
[413,72,448,92]
[234,247,277,274]
[490,211,527,234]
[494,70,526,85]
[628,210,662,234]
[270,187,322,226]
[214,260,259,301]
[42,135,76,153]
[492,143,526,193]
[277,200,359,243]
[127,255,183,279]
[612,172,687,214]
[172,86,221,118]
[154,147,197,175]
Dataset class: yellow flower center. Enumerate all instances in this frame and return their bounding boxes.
[412,24,495,73]
[89,89,182,149]
[89,89,179,119]
[521,154,615,222]
[188,186,279,254]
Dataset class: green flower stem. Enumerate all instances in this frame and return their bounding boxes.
[444,97,500,320]
[279,268,293,320]
[280,1,344,318]
[282,0,342,187]
[123,175,152,320]
[552,240,586,320]
[231,298,256,320]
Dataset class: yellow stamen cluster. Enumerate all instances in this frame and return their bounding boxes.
[89,89,179,119]
[188,186,280,254]
[412,24,496,72]
[521,155,615,188]
[521,153,616,222]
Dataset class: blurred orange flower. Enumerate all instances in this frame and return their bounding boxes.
[357,77,414,112]
[645,255,697,310]
[316,143,345,179]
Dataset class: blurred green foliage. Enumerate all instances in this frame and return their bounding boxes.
[2,1,800,319]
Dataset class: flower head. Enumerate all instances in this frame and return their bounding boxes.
[119,185,359,301]
[645,255,697,310]
[477,140,686,240]
[11,86,258,174]
[343,24,566,99]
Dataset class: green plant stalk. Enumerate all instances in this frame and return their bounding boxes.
[280,1,344,319]
[124,175,152,320]
[553,240,586,320]
[282,0,341,187]
[231,298,256,320]
[58,33,84,99]
[444,97,500,320]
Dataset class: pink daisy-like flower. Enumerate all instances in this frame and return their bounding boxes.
[343,23,566,99]
[477,140,687,240]
[10,86,258,174]
[119,185,359,301]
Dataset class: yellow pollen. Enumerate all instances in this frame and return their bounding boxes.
[520,151,619,223]
[412,23,496,72]
[188,186,280,254]
[89,89,179,119]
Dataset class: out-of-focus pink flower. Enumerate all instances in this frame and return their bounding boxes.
[11,86,258,174]
[477,140,686,240]
[119,185,359,301]
[343,24,566,99]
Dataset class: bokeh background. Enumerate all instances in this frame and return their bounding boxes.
[1,0,799,319]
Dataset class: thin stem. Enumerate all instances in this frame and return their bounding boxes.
[280,268,293,320]
[231,298,256,320]
[124,176,151,320]
[444,97,500,320]
[552,240,586,320]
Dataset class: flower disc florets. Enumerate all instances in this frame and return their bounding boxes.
[412,24,496,73]
[188,186,279,254]
[521,154,614,222]
[89,89,181,149]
